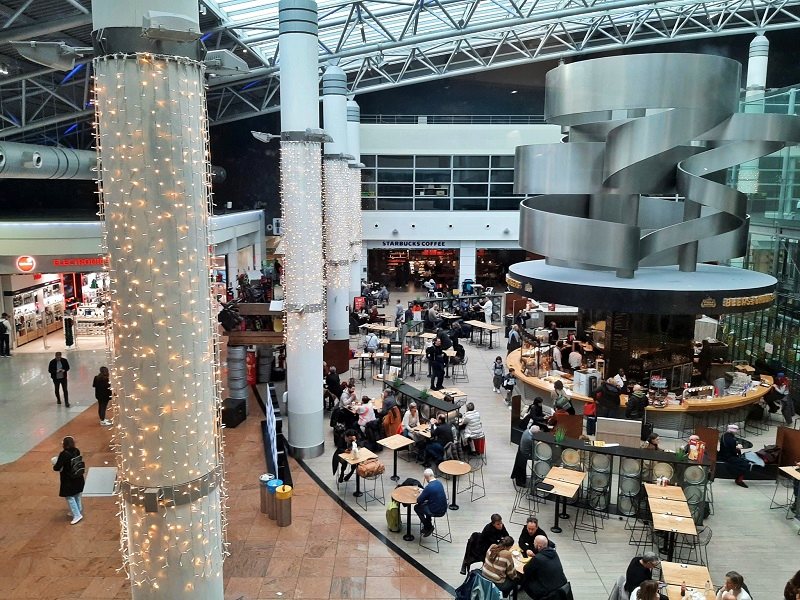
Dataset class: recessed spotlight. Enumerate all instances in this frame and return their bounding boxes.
[510,90,518,94]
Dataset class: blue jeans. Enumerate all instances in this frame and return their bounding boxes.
[66,493,83,518]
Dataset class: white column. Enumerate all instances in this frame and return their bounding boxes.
[322,66,351,342]
[94,49,224,600]
[459,241,477,286]
[738,34,770,195]
[347,99,363,302]
[278,0,325,458]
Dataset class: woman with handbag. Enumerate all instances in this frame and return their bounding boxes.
[551,380,575,415]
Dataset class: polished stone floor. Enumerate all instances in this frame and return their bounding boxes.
[1,298,798,599]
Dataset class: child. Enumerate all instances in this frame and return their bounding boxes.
[503,368,518,406]
[491,356,505,393]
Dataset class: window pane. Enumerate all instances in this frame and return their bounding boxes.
[361,197,376,210]
[491,155,515,168]
[361,183,376,198]
[453,198,488,210]
[377,197,413,210]
[416,155,451,168]
[490,170,514,183]
[490,198,521,210]
[362,155,377,167]
[416,169,451,183]
[415,184,450,197]
[378,184,413,196]
[415,197,451,210]
[378,169,413,182]
[362,169,376,183]
[453,184,489,197]
[454,155,489,168]
[378,155,413,168]
[490,184,515,196]
[454,170,489,183]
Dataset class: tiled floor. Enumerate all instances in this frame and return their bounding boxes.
[2,294,799,599]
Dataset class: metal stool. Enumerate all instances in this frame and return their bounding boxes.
[451,357,469,383]
[356,471,385,511]
[419,511,452,553]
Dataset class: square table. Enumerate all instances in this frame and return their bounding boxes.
[354,352,389,381]
[541,466,586,533]
[338,447,378,497]
[411,423,432,439]
[429,388,467,403]
[647,497,693,518]
[644,483,687,501]
[661,562,712,589]
[378,434,415,481]
[405,349,424,378]
[651,513,697,561]
[665,585,714,600]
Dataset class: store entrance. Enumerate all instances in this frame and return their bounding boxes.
[367,249,460,293]
[476,249,530,287]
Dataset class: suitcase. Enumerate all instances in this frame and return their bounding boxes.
[222,396,247,428]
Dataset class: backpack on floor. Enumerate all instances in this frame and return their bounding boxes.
[386,499,401,532]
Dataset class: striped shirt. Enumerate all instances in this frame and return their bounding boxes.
[481,546,516,584]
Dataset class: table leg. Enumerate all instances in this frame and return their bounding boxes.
[667,531,675,562]
[552,497,562,533]
[353,473,363,497]
[391,450,400,481]
[449,475,460,510]
[410,356,416,376]
[559,499,570,519]
[488,330,494,349]
[360,358,366,381]
[404,504,414,541]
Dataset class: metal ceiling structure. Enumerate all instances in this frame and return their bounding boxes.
[0,0,799,148]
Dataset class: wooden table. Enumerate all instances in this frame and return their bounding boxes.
[661,561,712,589]
[378,434,415,481]
[338,447,378,497]
[419,332,437,340]
[411,423,432,439]
[541,466,586,533]
[355,352,389,381]
[665,585,714,600]
[652,513,698,562]
[779,465,800,482]
[644,483,687,501]
[465,319,503,349]
[648,497,693,518]
[391,485,421,541]
[405,349,424,377]
[366,324,398,335]
[429,387,466,402]
[511,546,532,574]
[438,459,472,510]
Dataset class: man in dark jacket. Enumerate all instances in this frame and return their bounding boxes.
[424,414,453,466]
[625,384,648,420]
[48,352,71,407]
[414,468,448,536]
[325,366,342,410]
[427,339,446,391]
[461,513,510,574]
[518,516,551,557]
[598,378,621,418]
[521,536,568,599]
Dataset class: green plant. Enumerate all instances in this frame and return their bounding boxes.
[554,427,566,443]
[392,376,404,387]
[674,447,688,462]
[419,389,429,400]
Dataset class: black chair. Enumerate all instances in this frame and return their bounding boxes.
[541,582,574,600]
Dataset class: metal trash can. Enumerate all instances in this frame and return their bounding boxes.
[276,484,293,527]
[259,473,275,514]
[266,479,283,520]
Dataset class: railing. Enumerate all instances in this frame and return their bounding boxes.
[360,114,546,125]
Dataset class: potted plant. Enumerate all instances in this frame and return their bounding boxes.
[554,427,566,444]
[392,376,404,387]
[674,447,688,463]
[419,389,430,401]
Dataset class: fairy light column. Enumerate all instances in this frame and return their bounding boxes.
[346,99,363,303]
[277,0,325,458]
[91,1,224,597]
[322,66,352,372]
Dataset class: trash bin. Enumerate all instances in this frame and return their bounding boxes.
[276,484,293,527]
[259,473,275,514]
[266,479,283,520]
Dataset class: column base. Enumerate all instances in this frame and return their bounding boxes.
[288,441,325,459]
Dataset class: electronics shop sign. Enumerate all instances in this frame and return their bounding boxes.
[381,241,451,248]
[1,254,107,274]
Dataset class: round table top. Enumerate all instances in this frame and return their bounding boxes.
[438,459,472,476]
[392,485,421,505]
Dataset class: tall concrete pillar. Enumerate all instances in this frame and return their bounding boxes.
[738,34,770,195]
[277,0,324,458]
[347,100,363,302]
[91,0,224,597]
[322,66,352,372]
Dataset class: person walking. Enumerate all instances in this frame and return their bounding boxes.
[48,351,70,407]
[93,366,113,426]
[52,436,85,524]
[0,312,12,356]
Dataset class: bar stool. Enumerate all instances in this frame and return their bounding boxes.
[356,470,386,511]
[419,511,452,553]
[451,357,469,383]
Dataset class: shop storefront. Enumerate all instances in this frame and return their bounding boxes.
[367,242,460,292]
[476,249,530,287]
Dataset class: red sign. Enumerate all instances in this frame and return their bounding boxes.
[52,257,105,267]
[16,256,36,272]
[353,296,366,311]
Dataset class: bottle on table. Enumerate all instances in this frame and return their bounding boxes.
[681,582,687,597]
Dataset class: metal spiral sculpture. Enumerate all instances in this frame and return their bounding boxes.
[515,54,800,278]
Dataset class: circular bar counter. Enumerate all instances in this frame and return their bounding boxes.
[507,349,772,432]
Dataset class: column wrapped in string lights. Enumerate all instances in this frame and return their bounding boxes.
[322,66,352,359]
[94,51,225,598]
[346,99,364,303]
[277,0,325,458]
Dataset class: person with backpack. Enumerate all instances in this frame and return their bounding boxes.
[491,356,505,394]
[503,368,518,406]
[364,331,379,353]
[0,312,12,356]
[52,435,85,524]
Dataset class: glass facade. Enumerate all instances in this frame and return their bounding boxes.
[360,154,521,211]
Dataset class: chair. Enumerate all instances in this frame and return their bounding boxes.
[607,575,630,600]
[676,525,712,566]
[770,472,797,517]
[452,356,470,383]
[461,449,486,502]
[540,581,574,600]
[419,510,451,553]
[355,470,385,511]
[572,489,602,544]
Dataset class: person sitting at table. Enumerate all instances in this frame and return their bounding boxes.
[382,404,402,438]
[784,569,800,600]
[334,429,362,483]
[450,320,465,344]
[521,535,568,600]
[629,579,660,600]
[450,341,466,364]
[414,468,447,537]
[459,402,484,454]
[356,396,377,432]
[481,536,520,596]
[624,552,660,595]
[379,388,397,416]
[364,331,379,353]
[339,384,356,410]
[681,434,701,456]
[718,424,750,488]
[529,397,550,431]
[645,433,661,451]
[368,306,381,324]
[461,513,511,575]
[424,413,454,466]
[518,516,551,557]
[402,402,422,435]
[716,571,752,600]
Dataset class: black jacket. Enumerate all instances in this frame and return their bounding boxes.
[477,522,510,560]
[522,547,567,599]
[718,431,741,461]
[93,375,112,402]
[325,373,343,398]
[48,357,70,381]
[624,557,653,593]
[518,526,550,556]
[53,448,85,497]
[625,392,648,419]
[599,382,621,409]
